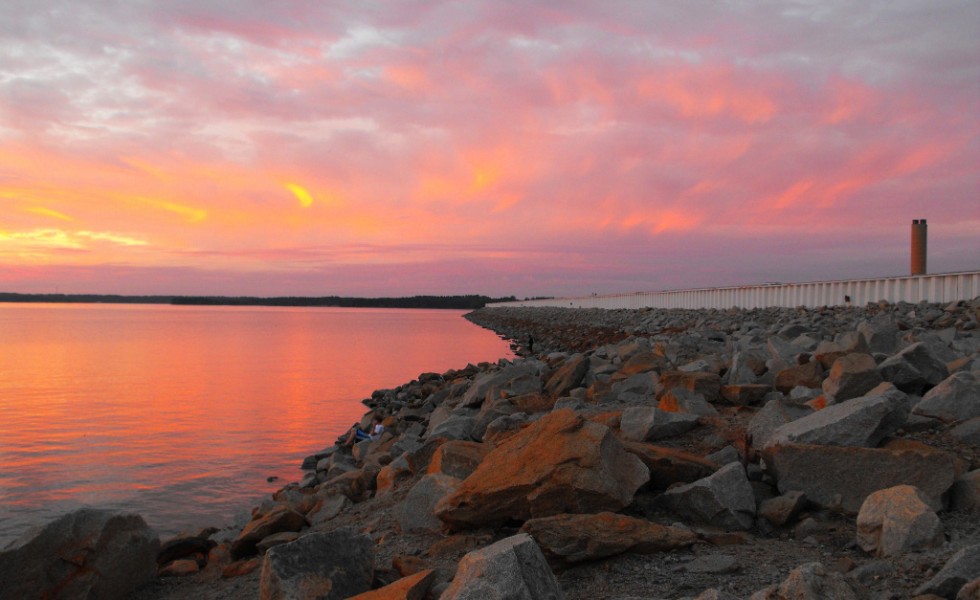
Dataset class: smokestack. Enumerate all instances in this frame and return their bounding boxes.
[911,219,927,275]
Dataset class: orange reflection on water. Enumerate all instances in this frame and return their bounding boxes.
[0,303,513,543]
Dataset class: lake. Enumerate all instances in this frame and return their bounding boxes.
[0,303,513,546]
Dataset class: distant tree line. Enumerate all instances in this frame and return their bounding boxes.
[0,293,517,310]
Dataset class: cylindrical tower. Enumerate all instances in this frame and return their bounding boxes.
[911,219,927,275]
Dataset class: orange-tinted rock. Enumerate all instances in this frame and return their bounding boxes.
[509,393,556,414]
[618,351,670,377]
[427,441,490,480]
[347,570,435,600]
[720,384,772,406]
[621,441,719,489]
[659,371,722,403]
[435,409,649,530]
[520,512,697,565]
[222,558,260,578]
[774,362,824,394]
[392,555,428,577]
[231,506,307,559]
[159,559,200,577]
[544,354,589,398]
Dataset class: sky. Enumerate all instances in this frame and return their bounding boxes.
[1,1,978,298]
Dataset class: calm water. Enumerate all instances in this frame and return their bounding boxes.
[0,303,512,546]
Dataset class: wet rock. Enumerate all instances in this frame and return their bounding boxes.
[0,508,159,600]
[435,409,649,530]
[856,485,944,557]
[260,528,374,600]
[440,533,564,600]
[660,462,756,530]
[765,387,909,449]
[620,406,701,442]
[520,512,696,565]
[913,371,980,423]
[762,442,957,513]
[914,545,980,599]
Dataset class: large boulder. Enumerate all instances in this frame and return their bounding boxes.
[440,534,564,600]
[877,341,949,395]
[762,442,958,513]
[232,506,308,559]
[912,371,980,423]
[427,440,490,480]
[395,474,462,533]
[773,362,824,394]
[952,470,980,512]
[260,529,374,600]
[435,409,649,530]
[856,485,944,557]
[461,364,543,408]
[620,406,701,442]
[659,463,756,530]
[765,387,909,449]
[914,545,980,599]
[0,508,159,600]
[822,353,882,402]
[520,512,696,565]
[747,398,813,448]
[544,354,589,398]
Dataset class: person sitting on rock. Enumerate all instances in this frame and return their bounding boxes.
[344,414,385,447]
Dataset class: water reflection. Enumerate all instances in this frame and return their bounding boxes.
[0,304,512,544]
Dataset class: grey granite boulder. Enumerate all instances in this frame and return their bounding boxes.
[660,462,756,530]
[0,508,159,600]
[914,544,980,599]
[951,470,980,513]
[877,341,949,394]
[952,417,980,446]
[747,397,813,448]
[620,406,701,442]
[822,353,883,402]
[396,473,462,533]
[440,533,564,600]
[461,364,543,408]
[765,386,908,449]
[856,485,944,557]
[260,529,374,600]
[762,442,957,513]
[232,506,308,559]
[913,371,980,423]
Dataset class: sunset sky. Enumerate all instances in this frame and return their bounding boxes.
[1,1,977,298]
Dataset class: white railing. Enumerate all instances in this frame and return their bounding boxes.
[487,270,980,310]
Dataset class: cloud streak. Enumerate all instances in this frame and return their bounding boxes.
[0,1,977,296]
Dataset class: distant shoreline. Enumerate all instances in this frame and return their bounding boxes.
[0,292,517,310]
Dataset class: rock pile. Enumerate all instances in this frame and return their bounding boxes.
[9,298,980,600]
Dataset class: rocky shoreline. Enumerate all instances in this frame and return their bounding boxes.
[3,299,979,599]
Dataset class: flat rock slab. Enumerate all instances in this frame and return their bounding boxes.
[440,533,564,600]
[436,409,649,530]
[260,529,374,600]
[621,441,719,489]
[762,442,957,514]
[520,512,697,565]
